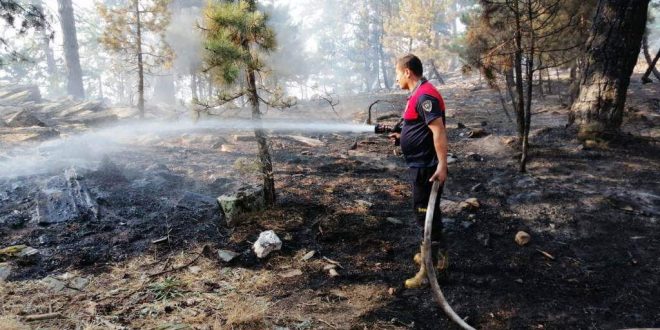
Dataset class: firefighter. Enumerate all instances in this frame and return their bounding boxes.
[389,54,449,289]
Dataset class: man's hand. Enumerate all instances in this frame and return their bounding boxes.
[429,164,447,183]
[388,132,401,145]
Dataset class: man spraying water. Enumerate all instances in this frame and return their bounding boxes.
[388,54,449,289]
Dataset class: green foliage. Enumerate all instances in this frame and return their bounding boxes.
[0,0,51,66]
[98,0,174,73]
[203,0,276,85]
[464,0,597,79]
[148,276,183,301]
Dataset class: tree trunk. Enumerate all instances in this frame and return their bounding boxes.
[520,0,534,173]
[246,68,276,206]
[570,0,650,140]
[379,44,391,89]
[57,0,85,99]
[135,0,145,119]
[513,4,525,141]
[190,70,198,100]
[243,37,275,206]
[641,47,660,84]
[34,0,57,94]
[641,34,660,82]
[429,60,445,84]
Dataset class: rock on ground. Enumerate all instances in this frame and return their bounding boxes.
[217,185,265,227]
[253,230,282,258]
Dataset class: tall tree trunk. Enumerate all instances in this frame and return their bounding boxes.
[378,28,390,89]
[190,70,198,100]
[243,45,275,206]
[641,33,660,82]
[521,0,535,173]
[513,3,525,141]
[570,0,650,140]
[57,0,84,99]
[429,60,445,84]
[135,0,145,119]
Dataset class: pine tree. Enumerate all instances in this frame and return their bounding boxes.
[0,1,50,65]
[98,0,173,118]
[58,0,85,99]
[570,0,651,140]
[202,0,281,206]
[384,0,452,83]
[464,0,597,171]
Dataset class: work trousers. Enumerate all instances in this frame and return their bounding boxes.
[409,167,444,242]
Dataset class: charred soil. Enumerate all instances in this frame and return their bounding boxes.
[0,74,658,329]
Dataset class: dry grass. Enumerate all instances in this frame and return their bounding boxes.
[223,293,270,329]
[0,317,29,330]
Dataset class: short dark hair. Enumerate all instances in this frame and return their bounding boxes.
[397,54,423,77]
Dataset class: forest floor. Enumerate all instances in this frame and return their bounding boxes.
[0,72,658,330]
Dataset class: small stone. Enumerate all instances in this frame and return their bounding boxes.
[323,264,337,271]
[515,278,523,284]
[218,249,240,262]
[0,263,11,281]
[328,268,340,277]
[385,217,403,225]
[301,250,316,261]
[388,287,396,295]
[42,276,67,292]
[515,231,531,246]
[468,128,488,138]
[355,200,373,208]
[84,301,97,315]
[279,269,303,278]
[456,123,466,129]
[69,277,90,290]
[0,245,27,258]
[220,144,235,152]
[460,198,480,210]
[584,140,598,149]
[188,266,202,274]
[253,230,282,258]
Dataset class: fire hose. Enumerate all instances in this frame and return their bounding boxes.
[423,181,476,330]
[372,122,475,328]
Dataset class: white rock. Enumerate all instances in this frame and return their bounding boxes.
[253,230,282,258]
[218,249,240,262]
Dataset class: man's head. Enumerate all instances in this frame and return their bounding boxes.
[395,54,423,90]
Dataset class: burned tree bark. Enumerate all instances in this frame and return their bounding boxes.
[570,0,650,140]
[57,0,84,99]
[244,41,276,206]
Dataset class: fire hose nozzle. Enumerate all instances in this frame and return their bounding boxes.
[374,124,394,134]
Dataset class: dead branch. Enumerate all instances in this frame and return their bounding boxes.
[148,245,208,278]
[24,313,62,322]
[316,92,342,120]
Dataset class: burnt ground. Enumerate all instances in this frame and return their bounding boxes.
[0,73,659,330]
